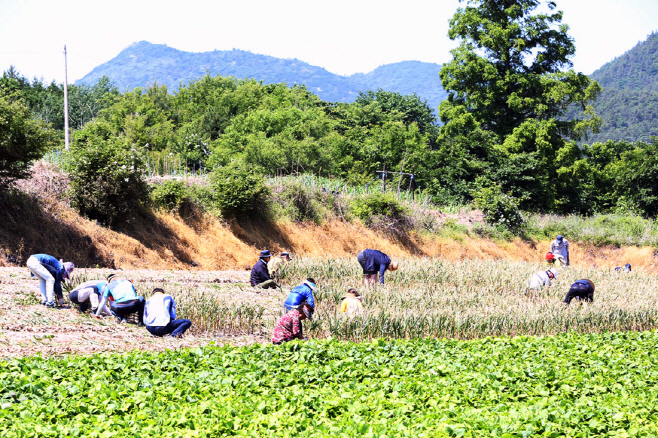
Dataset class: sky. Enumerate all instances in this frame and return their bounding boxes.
[1,0,657,84]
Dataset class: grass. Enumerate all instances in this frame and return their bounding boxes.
[525,213,658,247]
[49,256,658,342]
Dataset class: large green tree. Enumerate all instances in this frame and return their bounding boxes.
[0,94,54,189]
[438,0,602,211]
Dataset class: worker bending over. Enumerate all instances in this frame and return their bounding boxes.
[272,302,313,344]
[26,253,74,307]
[563,279,595,305]
[69,279,111,315]
[357,249,398,285]
[528,268,558,290]
[283,278,316,312]
[340,288,364,314]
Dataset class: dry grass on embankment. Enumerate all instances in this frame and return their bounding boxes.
[1,192,657,273]
[1,161,657,272]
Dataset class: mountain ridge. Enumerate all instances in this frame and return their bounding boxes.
[76,41,447,110]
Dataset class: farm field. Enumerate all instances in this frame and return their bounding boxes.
[3,257,658,356]
[3,258,658,436]
[2,333,658,437]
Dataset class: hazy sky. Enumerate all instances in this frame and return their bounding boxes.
[1,0,657,84]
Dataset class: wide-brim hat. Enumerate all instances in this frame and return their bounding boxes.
[260,250,272,258]
[389,261,399,271]
[556,235,563,242]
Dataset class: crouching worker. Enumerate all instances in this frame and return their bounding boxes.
[357,249,398,286]
[563,279,595,305]
[26,253,74,307]
[283,278,316,312]
[528,268,558,291]
[93,274,145,324]
[144,288,192,338]
[69,280,111,315]
[339,288,363,314]
[272,302,313,344]
[250,250,279,289]
[615,263,632,273]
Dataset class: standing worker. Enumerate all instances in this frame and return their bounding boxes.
[356,249,398,285]
[250,250,279,289]
[26,253,74,307]
[528,268,558,290]
[283,278,316,312]
[272,302,313,344]
[563,279,595,305]
[550,235,570,266]
[144,288,192,338]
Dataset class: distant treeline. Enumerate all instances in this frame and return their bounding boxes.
[3,66,658,219]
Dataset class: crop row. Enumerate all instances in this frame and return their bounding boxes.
[1,331,658,436]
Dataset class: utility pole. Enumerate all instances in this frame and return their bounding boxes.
[63,45,70,151]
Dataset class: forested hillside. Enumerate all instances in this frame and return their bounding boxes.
[580,32,658,143]
[76,41,447,111]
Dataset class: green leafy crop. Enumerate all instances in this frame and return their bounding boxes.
[2,331,658,436]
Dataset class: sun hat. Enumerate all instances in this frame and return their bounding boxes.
[281,252,290,257]
[545,252,555,260]
[389,261,399,271]
[304,277,316,291]
[260,250,272,258]
[62,262,74,278]
[548,268,558,279]
[556,235,563,242]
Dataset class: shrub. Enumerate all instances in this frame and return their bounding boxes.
[473,185,525,234]
[150,179,189,211]
[269,179,337,224]
[65,137,149,226]
[350,192,409,224]
[209,161,269,217]
[0,94,54,189]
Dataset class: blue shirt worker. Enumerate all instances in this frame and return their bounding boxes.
[26,254,74,307]
[144,288,192,338]
[356,249,398,285]
[550,235,570,266]
[283,278,316,312]
[250,250,279,289]
[69,280,111,314]
[563,279,595,305]
[94,274,145,324]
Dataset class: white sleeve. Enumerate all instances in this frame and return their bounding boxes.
[95,295,109,316]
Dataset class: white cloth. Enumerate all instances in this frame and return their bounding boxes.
[27,256,55,302]
[529,271,552,289]
[144,294,175,327]
[550,239,569,258]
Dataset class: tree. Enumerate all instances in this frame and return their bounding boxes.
[439,0,602,211]
[440,0,601,140]
[66,136,149,226]
[0,94,54,189]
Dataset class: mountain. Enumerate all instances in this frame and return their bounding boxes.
[76,41,447,111]
[583,32,658,143]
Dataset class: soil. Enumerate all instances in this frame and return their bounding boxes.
[0,267,267,358]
